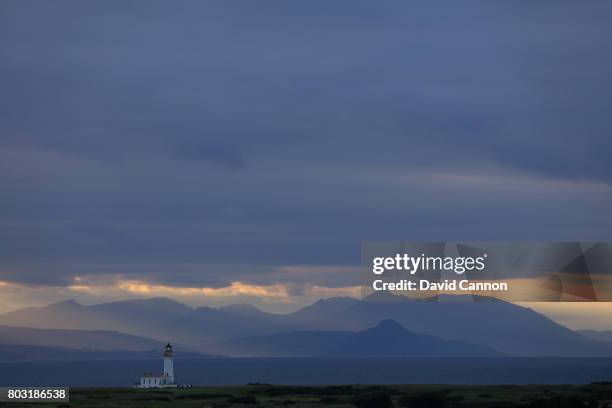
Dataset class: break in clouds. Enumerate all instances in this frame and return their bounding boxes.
[0,1,611,310]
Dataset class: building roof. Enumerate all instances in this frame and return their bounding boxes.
[141,373,170,378]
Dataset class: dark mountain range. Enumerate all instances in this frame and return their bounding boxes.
[578,330,612,344]
[0,297,293,349]
[0,345,213,362]
[303,294,612,356]
[214,319,502,357]
[276,297,360,327]
[213,330,353,357]
[0,325,164,351]
[0,295,610,357]
[332,319,502,357]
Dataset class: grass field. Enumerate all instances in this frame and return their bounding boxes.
[4,383,612,407]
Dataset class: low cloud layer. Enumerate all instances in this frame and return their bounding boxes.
[0,278,360,314]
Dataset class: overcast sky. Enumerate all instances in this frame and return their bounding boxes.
[1,1,611,324]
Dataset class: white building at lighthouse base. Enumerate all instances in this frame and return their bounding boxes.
[138,372,176,388]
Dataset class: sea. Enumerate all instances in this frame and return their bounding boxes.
[1,358,611,387]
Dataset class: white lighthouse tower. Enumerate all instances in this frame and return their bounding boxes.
[136,342,177,388]
[163,343,174,383]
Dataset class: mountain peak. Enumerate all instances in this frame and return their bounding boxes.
[220,303,262,315]
[48,299,82,309]
[374,319,405,332]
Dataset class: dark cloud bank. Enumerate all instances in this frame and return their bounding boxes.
[0,1,611,289]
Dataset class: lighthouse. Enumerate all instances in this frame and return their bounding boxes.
[136,343,178,388]
[163,343,174,383]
